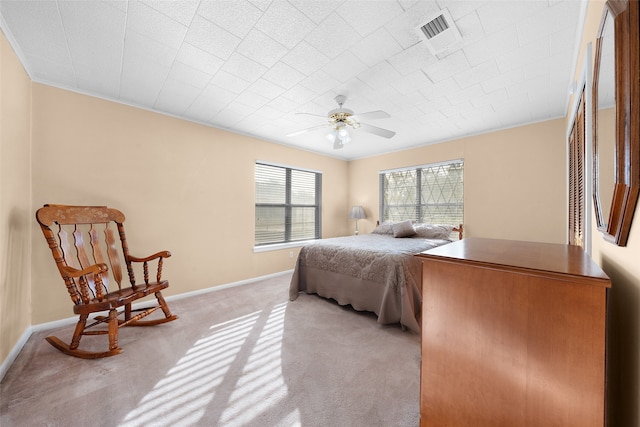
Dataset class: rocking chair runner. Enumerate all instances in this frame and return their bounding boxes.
[36,204,178,358]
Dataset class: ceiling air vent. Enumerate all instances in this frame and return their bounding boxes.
[420,14,449,39]
[417,9,462,56]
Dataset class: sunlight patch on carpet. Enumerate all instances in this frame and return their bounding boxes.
[119,302,299,426]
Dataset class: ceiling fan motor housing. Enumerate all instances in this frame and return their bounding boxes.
[328,108,355,124]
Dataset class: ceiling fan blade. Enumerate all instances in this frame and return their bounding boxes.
[286,124,328,137]
[353,110,390,120]
[359,123,396,139]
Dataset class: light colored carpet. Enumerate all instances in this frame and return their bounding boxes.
[0,273,420,427]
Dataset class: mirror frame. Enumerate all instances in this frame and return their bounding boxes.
[592,0,640,246]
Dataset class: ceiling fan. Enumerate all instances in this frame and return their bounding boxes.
[287,95,396,149]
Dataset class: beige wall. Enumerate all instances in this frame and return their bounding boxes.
[578,1,640,425]
[30,84,349,324]
[0,34,32,363]
[348,119,568,244]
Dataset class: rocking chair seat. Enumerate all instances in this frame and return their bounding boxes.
[73,280,169,315]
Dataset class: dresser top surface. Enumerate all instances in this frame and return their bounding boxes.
[417,238,610,287]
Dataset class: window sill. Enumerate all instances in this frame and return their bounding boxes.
[253,240,316,253]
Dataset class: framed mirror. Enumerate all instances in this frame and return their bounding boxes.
[592,0,640,246]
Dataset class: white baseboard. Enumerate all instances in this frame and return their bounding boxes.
[165,269,293,302]
[0,326,33,382]
[1,270,293,382]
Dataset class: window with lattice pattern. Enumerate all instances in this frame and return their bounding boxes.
[379,160,463,225]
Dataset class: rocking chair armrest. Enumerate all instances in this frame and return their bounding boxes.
[127,251,170,285]
[61,263,109,278]
[127,251,171,263]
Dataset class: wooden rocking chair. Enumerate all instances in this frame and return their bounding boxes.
[36,204,178,358]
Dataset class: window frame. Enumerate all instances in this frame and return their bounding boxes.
[379,159,464,225]
[254,161,322,250]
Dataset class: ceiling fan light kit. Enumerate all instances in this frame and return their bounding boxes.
[326,123,352,149]
[287,95,395,149]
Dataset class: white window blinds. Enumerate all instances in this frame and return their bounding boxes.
[255,162,321,246]
[568,89,586,247]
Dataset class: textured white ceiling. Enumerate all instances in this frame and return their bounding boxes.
[0,0,585,160]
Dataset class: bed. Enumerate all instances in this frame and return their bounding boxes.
[289,221,462,333]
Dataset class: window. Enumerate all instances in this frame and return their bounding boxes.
[255,162,321,246]
[379,159,463,225]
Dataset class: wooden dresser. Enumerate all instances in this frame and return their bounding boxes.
[415,238,610,427]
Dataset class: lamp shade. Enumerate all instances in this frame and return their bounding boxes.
[349,205,366,220]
